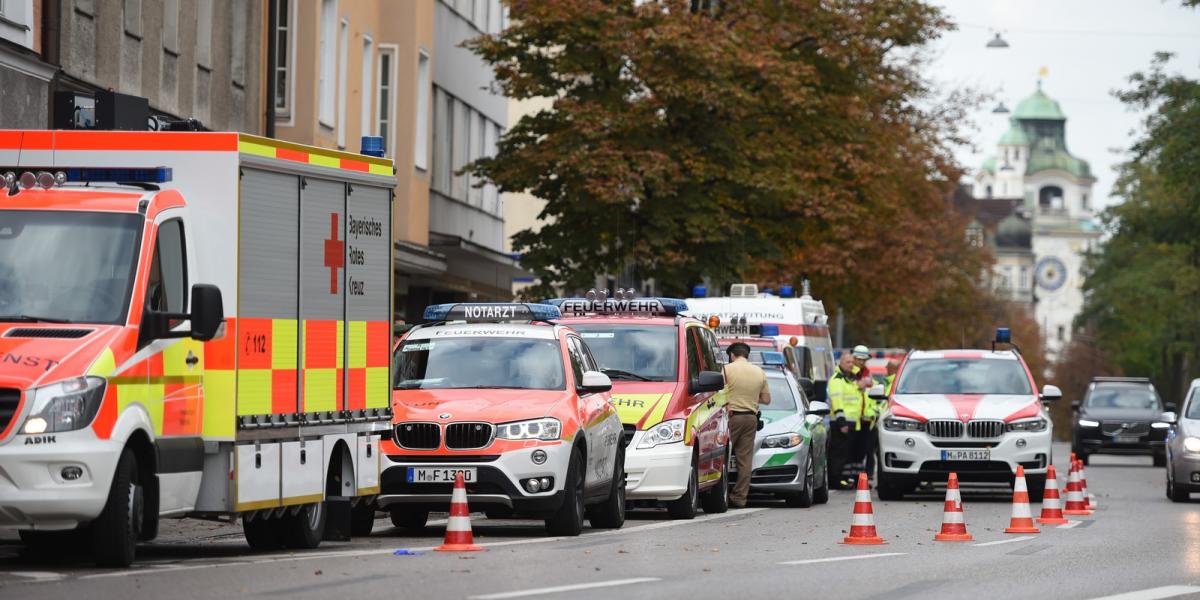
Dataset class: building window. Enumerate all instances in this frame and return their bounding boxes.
[486,0,502,33]
[336,19,349,148]
[1019,266,1029,290]
[163,0,179,54]
[985,185,993,199]
[318,0,337,127]
[360,36,373,144]
[377,47,395,156]
[1057,326,1065,342]
[414,50,431,170]
[123,0,141,38]
[432,86,452,194]
[432,87,502,213]
[1039,185,1064,211]
[1081,192,1089,211]
[2,0,35,48]
[272,0,292,114]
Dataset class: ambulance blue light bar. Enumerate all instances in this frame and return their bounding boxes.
[761,351,786,366]
[545,297,688,317]
[63,167,173,184]
[423,303,561,322]
[995,327,1011,344]
[760,324,780,337]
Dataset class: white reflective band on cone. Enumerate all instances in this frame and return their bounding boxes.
[943,511,964,524]
[446,515,473,532]
[852,513,875,526]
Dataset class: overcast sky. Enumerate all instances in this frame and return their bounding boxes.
[928,0,1200,211]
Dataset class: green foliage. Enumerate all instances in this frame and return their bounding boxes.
[1080,53,1200,400]
[468,0,983,321]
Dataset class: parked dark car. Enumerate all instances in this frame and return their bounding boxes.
[1072,377,1173,466]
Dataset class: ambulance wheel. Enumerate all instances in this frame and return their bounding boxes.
[588,444,626,529]
[351,501,376,537]
[389,508,429,533]
[281,502,326,549]
[242,515,284,551]
[785,454,815,508]
[666,455,699,520]
[89,448,142,567]
[547,448,585,536]
[700,446,729,514]
[813,446,830,505]
[1026,475,1046,502]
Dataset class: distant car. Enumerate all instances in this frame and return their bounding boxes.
[872,336,1061,501]
[1165,378,1200,502]
[1072,377,1171,466]
[727,354,830,507]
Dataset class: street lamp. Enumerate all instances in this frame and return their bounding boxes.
[986,33,1010,48]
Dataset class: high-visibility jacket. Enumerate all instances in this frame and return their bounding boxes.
[827,370,867,430]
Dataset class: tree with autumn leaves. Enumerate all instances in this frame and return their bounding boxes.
[468,0,1003,348]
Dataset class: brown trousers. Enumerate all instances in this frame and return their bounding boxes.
[729,413,759,506]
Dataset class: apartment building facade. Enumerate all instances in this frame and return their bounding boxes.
[273,0,521,320]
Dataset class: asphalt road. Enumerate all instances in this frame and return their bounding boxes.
[2,444,1198,600]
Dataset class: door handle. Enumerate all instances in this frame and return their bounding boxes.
[185,351,199,367]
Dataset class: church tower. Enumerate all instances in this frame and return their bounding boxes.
[973,82,1100,361]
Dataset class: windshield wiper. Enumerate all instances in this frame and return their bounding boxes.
[601,368,653,382]
[0,314,71,323]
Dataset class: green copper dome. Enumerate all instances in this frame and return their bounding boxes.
[1013,86,1066,121]
[1026,138,1092,180]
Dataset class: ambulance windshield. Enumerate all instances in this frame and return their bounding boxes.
[0,211,143,325]
[570,324,677,382]
[393,337,566,390]
[895,358,1032,396]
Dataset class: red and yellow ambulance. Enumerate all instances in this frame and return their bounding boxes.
[550,294,731,519]
[380,303,625,536]
[0,130,393,566]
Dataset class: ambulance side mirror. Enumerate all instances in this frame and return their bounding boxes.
[188,284,224,341]
[868,384,888,401]
[1040,384,1062,402]
[579,371,612,394]
[691,371,725,395]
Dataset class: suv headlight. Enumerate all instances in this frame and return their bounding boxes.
[1006,418,1048,432]
[761,433,802,449]
[22,377,107,434]
[1184,437,1200,453]
[637,419,685,449]
[496,418,561,441]
[883,417,924,432]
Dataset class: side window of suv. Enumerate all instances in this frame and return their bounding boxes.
[566,336,586,387]
[699,328,720,370]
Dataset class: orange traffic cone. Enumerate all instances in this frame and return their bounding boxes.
[934,472,973,542]
[1004,466,1040,534]
[1079,460,1096,510]
[1036,465,1068,525]
[1063,460,1092,516]
[841,472,886,545]
[434,472,484,552]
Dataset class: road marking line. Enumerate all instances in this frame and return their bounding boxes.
[76,509,766,581]
[9,571,66,582]
[779,552,906,566]
[1058,521,1082,529]
[468,577,661,600]
[972,536,1034,547]
[1086,585,1200,600]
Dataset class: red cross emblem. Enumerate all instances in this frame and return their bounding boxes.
[323,213,344,295]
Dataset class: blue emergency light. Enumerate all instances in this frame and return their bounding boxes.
[761,351,786,366]
[760,324,780,337]
[423,302,561,323]
[779,285,794,298]
[692,285,707,298]
[544,297,688,317]
[63,167,173,184]
[995,327,1011,344]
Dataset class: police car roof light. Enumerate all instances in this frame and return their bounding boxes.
[423,302,561,323]
[760,324,780,337]
[544,296,688,317]
[761,351,786,366]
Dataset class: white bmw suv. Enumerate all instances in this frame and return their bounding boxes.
[872,348,1061,501]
